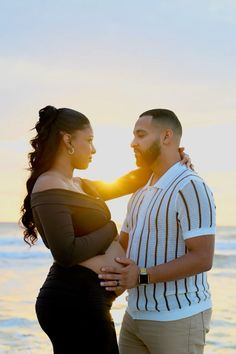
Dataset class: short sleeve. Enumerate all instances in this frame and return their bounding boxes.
[120,193,137,234]
[121,215,130,233]
[175,179,216,240]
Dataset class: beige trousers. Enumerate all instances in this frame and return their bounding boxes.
[119,309,212,354]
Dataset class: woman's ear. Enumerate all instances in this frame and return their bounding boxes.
[61,132,73,149]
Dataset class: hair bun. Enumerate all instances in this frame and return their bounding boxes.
[39,105,57,123]
[36,105,58,133]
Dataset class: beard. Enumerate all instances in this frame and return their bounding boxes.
[135,141,161,167]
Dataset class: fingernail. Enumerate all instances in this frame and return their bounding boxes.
[98,274,102,278]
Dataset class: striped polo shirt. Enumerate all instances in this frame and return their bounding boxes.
[121,162,216,321]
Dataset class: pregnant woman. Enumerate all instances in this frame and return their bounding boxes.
[20,105,190,354]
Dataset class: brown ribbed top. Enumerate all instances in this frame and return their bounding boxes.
[30,168,151,267]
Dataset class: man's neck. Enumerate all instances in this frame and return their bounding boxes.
[149,154,181,186]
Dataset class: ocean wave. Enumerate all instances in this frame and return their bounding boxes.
[213,254,236,268]
[0,252,52,260]
[0,317,36,328]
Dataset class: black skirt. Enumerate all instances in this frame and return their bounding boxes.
[36,263,119,354]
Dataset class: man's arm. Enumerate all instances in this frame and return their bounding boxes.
[148,234,214,283]
[98,234,215,290]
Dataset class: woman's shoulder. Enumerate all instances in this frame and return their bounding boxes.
[32,173,65,193]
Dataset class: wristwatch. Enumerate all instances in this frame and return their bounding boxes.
[138,267,150,285]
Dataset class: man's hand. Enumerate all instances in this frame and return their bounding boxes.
[98,257,139,291]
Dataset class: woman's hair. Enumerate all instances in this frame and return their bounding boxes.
[20,105,90,246]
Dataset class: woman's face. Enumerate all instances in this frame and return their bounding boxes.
[70,125,96,169]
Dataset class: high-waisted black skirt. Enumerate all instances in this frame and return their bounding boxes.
[35,263,119,354]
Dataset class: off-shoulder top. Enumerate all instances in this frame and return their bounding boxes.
[30,168,151,268]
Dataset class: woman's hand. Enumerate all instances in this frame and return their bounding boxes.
[179,147,195,171]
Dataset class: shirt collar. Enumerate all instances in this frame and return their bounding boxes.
[145,162,188,190]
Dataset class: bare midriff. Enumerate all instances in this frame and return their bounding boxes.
[79,240,125,274]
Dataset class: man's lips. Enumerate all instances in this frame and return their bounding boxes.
[134,150,141,156]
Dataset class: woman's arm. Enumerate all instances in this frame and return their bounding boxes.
[32,203,117,267]
[76,148,192,201]
[83,167,152,201]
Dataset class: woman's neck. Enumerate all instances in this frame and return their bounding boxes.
[50,158,74,180]
[47,158,88,194]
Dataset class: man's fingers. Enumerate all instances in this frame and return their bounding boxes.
[100,258,133,273]
[114,257,133,265]
[98,273,120,280]
[100,280,119,287]
[105,286,118,291]
[100,266,119,273]
[100,279,123,291]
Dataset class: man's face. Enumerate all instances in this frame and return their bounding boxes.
[131,115,162,167]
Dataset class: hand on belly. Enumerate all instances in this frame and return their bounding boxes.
[79,240,126,274]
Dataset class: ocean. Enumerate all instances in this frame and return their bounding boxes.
[0,223,235,353]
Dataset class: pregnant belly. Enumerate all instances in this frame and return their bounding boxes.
[79,240,126,274]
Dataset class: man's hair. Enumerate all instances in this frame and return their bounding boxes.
[139,109,182,137]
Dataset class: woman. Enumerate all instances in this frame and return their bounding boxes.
[20,105,191,354]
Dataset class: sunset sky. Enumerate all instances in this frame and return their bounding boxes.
[0,0,235,225]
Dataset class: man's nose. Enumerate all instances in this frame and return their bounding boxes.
[130,138,137,148]
[92,144,96,154]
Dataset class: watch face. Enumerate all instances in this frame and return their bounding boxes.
[139,268,149,285]
[139,273,149,285]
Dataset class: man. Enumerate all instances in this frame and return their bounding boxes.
[99,109,216,354]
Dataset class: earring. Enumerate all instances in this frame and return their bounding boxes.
[68,146,75,155]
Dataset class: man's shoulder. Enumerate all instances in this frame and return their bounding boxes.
[174,170,207,192]
[173,171,215,206]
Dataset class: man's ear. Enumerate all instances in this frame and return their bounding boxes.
[162,129,174,145]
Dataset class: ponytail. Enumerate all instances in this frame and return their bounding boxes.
[20,105,90,245]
